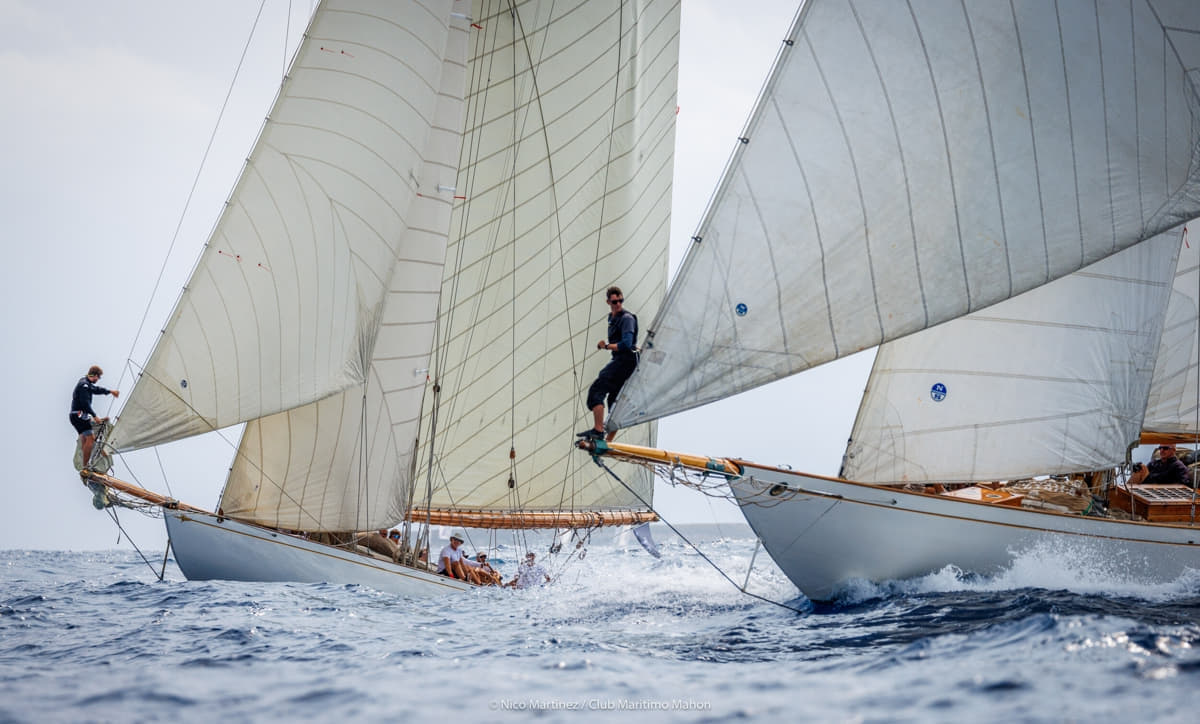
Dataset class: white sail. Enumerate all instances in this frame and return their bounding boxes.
[113,1,464,453]
[217,4,470,531]
[612,0,1200,430]
[842,227,1185,484]
[416,0,680,514]
[111,0,678,531]
[1144,227,1200,435]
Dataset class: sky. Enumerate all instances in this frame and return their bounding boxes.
[1,0,874,552]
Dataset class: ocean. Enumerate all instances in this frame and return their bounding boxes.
[2,523,1199,722]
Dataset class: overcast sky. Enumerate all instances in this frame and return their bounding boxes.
[1,0,873,552]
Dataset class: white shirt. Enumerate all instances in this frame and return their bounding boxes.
[436,543,464,573]
[512,560,549,589]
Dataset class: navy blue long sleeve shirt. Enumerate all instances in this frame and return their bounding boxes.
[71,377,111,418]
[607,310,638,359]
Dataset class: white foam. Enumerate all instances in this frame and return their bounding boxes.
[833,539,1200,604]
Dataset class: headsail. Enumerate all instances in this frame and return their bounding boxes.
[842,225,1186,484]
[1144,228,1200,436]
[612,0,1200,429]
[415,0,680,520]
[112,1,465,456]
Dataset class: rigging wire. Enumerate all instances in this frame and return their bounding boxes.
[115,0,271,400]
[588,455,807,615]
[103,504,165,581]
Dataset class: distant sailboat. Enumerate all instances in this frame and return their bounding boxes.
[83,0,680,594]
[582,0,1200,601]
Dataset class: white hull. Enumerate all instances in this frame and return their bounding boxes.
[163,510,471,596]
[730,464,1200,601]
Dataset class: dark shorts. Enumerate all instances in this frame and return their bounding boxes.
[69,412,93,435]
[586,357,637,410]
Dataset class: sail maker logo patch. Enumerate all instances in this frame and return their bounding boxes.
[930,383,947,402]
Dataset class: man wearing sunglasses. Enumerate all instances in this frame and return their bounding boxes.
[1130,443,1191,487]
[577,286,637,442]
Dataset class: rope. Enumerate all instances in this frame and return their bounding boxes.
[104,503,166,581]
[589,456,807,615]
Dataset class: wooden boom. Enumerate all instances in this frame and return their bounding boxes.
[575,439,743,477]
[407,508,657,529]
[80,470,208,513]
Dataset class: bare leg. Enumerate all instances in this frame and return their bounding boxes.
[591,404,604,433]
[81,433,95,469]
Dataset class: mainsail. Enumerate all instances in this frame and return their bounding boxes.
[414,0,679,521]
[109,0,680,533]
[842,226,1186,484]
[611,0,1200,430]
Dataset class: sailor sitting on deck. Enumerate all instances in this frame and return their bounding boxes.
[437,531,482,584]
[473,552,502,585]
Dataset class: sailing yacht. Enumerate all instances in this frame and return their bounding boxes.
[581,0,1200,601]
[82,0,680,594]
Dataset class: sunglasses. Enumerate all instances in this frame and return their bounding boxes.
[1159,445,1175,451]
[608,298,623,305]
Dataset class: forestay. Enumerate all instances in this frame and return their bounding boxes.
[843,225,1185,485]
[611,0,1200,429]
[415,0,679,515]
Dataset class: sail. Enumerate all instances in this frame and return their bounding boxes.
[111,1,465,453]
[842,226,1185,484]
[1144,227,1200,435]
[611,0,1200,429]
[218,9,468,535]
[414,0,680,516]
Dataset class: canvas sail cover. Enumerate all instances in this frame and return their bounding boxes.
[611,0,1200,430]
[1143,226,1200,435]
[414,0,680,515]
[842,227,1184,484]
[112,1,464,456]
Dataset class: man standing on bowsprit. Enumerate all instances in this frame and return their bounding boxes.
[576,286,637,443]
[70,365,119,470]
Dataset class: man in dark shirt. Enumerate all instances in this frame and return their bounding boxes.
[1132,443,1191,487]
[70,365,119,470]
[577,286,637,442]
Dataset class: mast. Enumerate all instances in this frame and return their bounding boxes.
[412,0,681,526]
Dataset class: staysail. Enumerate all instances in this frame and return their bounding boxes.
[1144,228,1200,435]
[611,0,1200,430]
[842,226,1186,484]
[414,0,680,520]
[112,1,464,455]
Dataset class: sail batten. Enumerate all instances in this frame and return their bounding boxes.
[611,0,1200,430]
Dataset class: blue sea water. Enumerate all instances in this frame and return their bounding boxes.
[3,523,1200,723]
